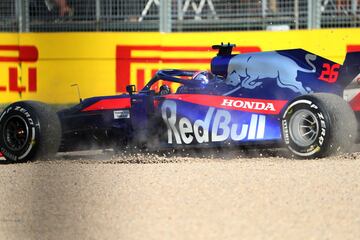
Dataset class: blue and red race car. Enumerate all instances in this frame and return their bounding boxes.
[0,43,359,162]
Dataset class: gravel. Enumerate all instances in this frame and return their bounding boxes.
[0,148,360,240]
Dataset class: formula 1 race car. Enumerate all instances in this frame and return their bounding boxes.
[1,43,359,162]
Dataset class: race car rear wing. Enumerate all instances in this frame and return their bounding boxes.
[341,52,360,111]
[338,51,360,88]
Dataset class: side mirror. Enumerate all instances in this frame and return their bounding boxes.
[126,85,136,95]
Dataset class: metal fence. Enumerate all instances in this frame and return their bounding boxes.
[1,0,359,32]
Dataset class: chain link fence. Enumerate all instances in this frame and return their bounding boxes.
[171,0,309,31]
[0,0,359,32]
[0,0,19,32]
[321,0,360,28]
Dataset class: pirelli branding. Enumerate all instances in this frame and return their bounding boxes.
[0,45,38,94]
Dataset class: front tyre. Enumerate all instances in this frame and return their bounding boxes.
[281,93,357,158]
[0,101,61,163]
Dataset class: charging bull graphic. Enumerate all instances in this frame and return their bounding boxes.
[224,51,317,95]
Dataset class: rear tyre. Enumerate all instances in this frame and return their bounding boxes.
[281,93,357,158]
[0,101,61,163]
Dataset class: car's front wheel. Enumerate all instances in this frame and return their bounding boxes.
[0,101,61,163]
[281,93,357,158]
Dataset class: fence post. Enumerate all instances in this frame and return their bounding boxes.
[16,0,30,32]
[294,0,299,29]
[307,0,321,29]
[159,0,172,32]
[96,0,101,22]
[351,0,358,14]
[95,0,101,30]
[178,0,183,20]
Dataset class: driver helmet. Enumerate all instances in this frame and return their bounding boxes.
[192,71,216,85]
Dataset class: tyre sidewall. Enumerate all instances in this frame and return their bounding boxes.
[281,97,331,158]
[0,103,40,162]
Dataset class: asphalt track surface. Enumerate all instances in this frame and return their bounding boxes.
[0,147,360,240]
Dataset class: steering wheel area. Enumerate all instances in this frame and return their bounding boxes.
[159,85,171,95]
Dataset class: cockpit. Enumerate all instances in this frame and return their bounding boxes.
[140,69,224,96]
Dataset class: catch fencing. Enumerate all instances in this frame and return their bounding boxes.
[0,0,359,32]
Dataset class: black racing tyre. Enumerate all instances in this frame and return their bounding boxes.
[281,93,357,158]
[0,101,61,163]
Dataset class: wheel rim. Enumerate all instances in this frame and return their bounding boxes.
[288,109,319,147]
[3,115,30,152]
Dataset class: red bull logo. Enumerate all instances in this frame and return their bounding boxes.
[224,51,316,95]
[0,45,38,94]
[161,100,267,144]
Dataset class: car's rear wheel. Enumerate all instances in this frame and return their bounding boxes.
[281,93,357,158]
[0,101,61,163]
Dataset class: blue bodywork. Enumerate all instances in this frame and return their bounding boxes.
[57,45,360,152]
